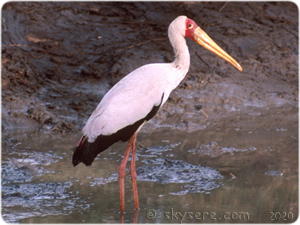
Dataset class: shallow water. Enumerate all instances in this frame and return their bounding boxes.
[1,109,298,223]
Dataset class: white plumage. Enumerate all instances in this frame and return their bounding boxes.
[72,15,242,213]
[83,16,190,142]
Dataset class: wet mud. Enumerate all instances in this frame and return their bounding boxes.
[2,2,298,132]
[1,1,298,223]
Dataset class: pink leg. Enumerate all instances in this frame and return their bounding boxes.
[118,136,134,213]
[130,133,139,210]
[133,209,139,223]
[119,134,136,212]
[120,213,124,223]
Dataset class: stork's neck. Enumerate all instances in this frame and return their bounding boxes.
[170,34,190,76]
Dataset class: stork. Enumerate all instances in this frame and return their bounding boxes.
[72,15,242,213]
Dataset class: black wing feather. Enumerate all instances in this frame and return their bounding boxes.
[72,93,164,166]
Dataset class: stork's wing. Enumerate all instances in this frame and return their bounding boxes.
[83,64,170,142]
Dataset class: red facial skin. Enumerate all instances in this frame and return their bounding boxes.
[185,18,199,41]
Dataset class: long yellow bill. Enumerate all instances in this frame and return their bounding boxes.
[194,27,243,72]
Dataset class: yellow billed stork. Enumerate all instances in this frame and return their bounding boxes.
[72,15,242,213]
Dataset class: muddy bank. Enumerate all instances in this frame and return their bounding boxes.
[1,2,298,133]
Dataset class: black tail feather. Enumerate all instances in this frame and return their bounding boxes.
[72,125,138,167]
[72,92,165,167]
[72,116,146,167]
[72,134,120,167]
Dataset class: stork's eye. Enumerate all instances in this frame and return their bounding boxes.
[188,23,193,29]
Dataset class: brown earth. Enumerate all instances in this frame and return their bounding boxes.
[2,2,298,135]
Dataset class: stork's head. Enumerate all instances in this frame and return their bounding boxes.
[170,16,243,72]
